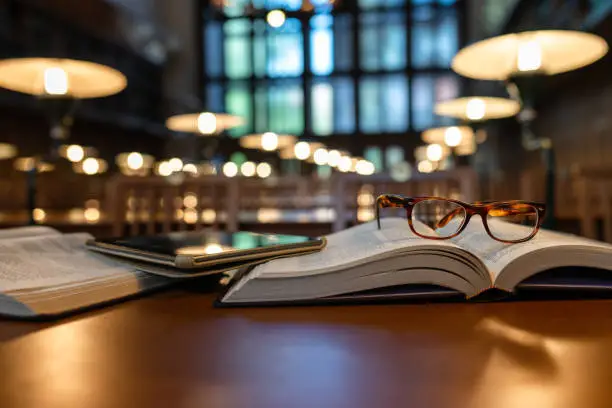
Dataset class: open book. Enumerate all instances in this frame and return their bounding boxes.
[219,217,612,305]
[0,227,172,318]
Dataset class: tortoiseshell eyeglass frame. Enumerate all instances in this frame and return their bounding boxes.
[376,194,547,244]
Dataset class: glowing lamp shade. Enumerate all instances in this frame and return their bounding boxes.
[426,144,444,162]
[0,58,126,98]
[337,155,352,173]
[452,30,608,80]
[240,161,256,177]
[355,159,375,175]
[267,10,286,28]
[239,133,296,152]
[435,97,520,121]
[73,157,107,175]
[422,126,474,147]
[294,141,312,160]
[256,162,272,178]
[417,160,435,173]
[166,112,243,135]
[312,148,329,165]
[116,152,154,175]
[0,143,17,160]
[415,145,450,162]
[222,162,238,177]
[281,141,323,160]
[326,149,342,167]
[14,157,54,173]
[58,145,98,162]
[155,161,173,177]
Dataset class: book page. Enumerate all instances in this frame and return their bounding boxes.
[450,217,612,282]
[247,217,461,279]
[0,233,140,291]
[0,226,60,241]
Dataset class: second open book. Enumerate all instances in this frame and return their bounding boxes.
[221,217,612,304]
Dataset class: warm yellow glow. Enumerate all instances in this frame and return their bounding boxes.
[68,208,84,223]
[65,145,84,162]
[426,144,443,161]
[166,113,243,134]
[452,30,609,80]
[126,152,144,170]
[157,161,173,177]
[223,162,238,177]
[175,209,185,221]
[197,112,217,134]
[418,160,434,173]
[201,209,216,223]
[267,9,286,28]
[183,208,198,224]
[357,208,375,222]
[43,66,69,95]
[327,149,341,167]
[0,58,126,98]
[32,208,46,222]
[422,126,474,148]
[14,157,54,173]
[257,208,282,223]
[168,158,183,172]
[183,193,198,209]
[337,155,352,172]
[182,163,198,175]
[240,161,256,177]
[517,39,542,72]
[455,141,477,156]
[82,158,100,175]
[355,159,375,175]
[466,98,486,120]
[436,97,520,121]
[313,148,329,165]
[240,133,296,151]
[204,243,224,254]
[256,162,272,178]
[357,193,375,206]
[261,132,278,151]
[444,127,462,147]
[84,208,100,223]
[294,141,311,160]
[0,143,17,160]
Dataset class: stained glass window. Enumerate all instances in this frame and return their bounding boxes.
[360,12,407,72]
[202,0,462,152]
[359,75,409,133]
[225,82,252,137]
[204,21,223,77]
[260,81,304,134]
[310,14,334,76]
[267,18,303,77]
[311,77,355,135]
[223,19,252,79]
[412,5,458,68]
[412,73,459,130]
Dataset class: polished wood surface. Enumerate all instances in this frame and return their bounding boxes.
[2,292,612,407]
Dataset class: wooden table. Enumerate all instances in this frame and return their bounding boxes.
[2,291,612,408]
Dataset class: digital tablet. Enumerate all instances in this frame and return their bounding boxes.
[86,230,326,271]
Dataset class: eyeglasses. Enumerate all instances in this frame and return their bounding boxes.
[376,195,546,243]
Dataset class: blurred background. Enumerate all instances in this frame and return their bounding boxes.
[0,0,610,241]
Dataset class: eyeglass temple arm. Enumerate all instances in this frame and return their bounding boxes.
[376,195,406,230]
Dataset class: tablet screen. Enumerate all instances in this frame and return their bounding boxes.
[95,231,319,257]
